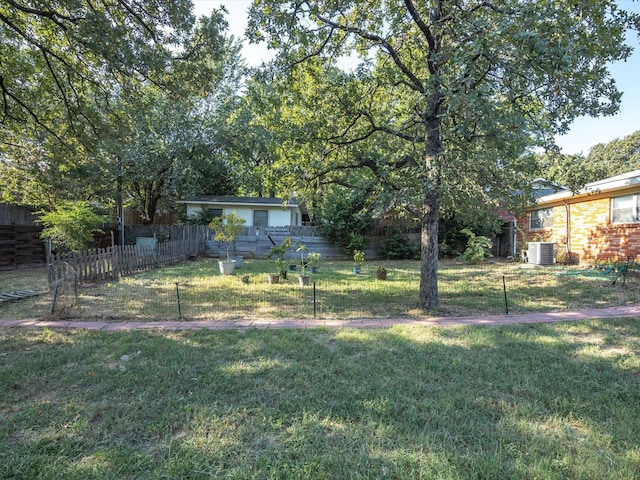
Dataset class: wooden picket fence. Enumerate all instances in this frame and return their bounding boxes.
[48,239,199,287]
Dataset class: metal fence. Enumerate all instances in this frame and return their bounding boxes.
[36,259,640,322]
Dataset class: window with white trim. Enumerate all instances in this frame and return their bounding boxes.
[530,208,553,230]
[612,194,640,223]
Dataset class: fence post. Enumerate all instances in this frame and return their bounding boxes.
[313,281,317,319]
[176,282,182,320]
[502,275,509,315]
[51,282,59,314]
[46,238,53,288]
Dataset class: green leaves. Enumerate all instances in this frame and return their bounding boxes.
[247,0,638,307]
[1,2,242,222]
[37,201,105,252]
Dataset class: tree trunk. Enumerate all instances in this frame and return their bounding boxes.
[143,193,160,224]
[419,201,439,309]
[419,93,442,309]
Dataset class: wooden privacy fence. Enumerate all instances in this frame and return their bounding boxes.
[48,239,199,287]
[0,225,46,269]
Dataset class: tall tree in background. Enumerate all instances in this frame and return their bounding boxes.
[115,85,239,224]
[215,76,284,198]
[587,130,640,177]
[249,0,639,308]
[106,28,243,224]
[532,130,640,195]
[533,151,607,194]
[0,1,234,210]
[0,0,208,145]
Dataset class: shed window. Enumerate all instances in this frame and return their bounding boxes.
[612,194,640,223]
[253,210,268,227]
[207,208,223,218]
[530,208,553,230]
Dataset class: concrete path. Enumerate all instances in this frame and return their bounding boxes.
[2,304,640,331]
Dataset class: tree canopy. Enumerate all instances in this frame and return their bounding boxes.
[532,130,640,194]
[248,0,639,308]
[0,0,223,144]
[0,1,241,218]
[587,130,640,176]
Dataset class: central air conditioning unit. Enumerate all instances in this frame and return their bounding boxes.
[528,242,556,265]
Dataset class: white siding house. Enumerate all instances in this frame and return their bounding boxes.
[177,196,304,228]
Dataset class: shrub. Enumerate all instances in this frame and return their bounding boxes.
[461,228,494,264]
[379,230,417,259]
[316,187,373,256]
[38,201,106,252]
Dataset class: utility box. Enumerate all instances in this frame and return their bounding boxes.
[528,242,556,265]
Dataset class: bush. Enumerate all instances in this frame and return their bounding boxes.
[38,201,106,252]
[461,228,494,264]
[379,230,418,259]
[316,187,373,256]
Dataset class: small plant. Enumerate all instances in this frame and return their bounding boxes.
[268,237,293,278]
[375,265,388,280]
[209,212,246,261]
[308,252,321,270]
[296,244,308,276]
[353,250,365,267]
[282,236,293,250]
[268,246,286,277]
[461,228,493,264]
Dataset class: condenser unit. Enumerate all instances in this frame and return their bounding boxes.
[527,242,556,265]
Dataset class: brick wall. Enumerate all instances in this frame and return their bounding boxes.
[518,194,640,263]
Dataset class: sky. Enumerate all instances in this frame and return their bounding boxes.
[193,0,640,156]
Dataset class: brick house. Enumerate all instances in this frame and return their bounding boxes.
[517,169,640,263]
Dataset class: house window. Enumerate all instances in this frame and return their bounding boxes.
[253,209,268,227]
[207,208,223,218]
[612,194,640,223]
[530,208,553,230]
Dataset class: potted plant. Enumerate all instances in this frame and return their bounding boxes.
[308,252,321,273]
[267,240,289,283]
[267,264,281,284]
[375,265,387,280]
[297,244,310,286]
[353,249,365,274]
[272,237,296,271]
[227,212,247,268]
[209,212,246,274]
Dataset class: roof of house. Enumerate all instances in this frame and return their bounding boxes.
[530,178,568,198]
[176,196,299,208]
[537,169,640,204]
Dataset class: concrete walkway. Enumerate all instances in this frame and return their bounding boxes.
[2,304,640,331]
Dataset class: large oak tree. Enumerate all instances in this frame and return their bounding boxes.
[249,0,639,308]
[0,0,232,209]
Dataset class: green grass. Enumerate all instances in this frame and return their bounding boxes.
[2,259,640,321]
[2,320,640,478]
[0,265,48,293]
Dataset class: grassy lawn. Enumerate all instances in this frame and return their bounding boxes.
[2,258,639,321]
[0,265,49,293]
[2,320,640,479]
